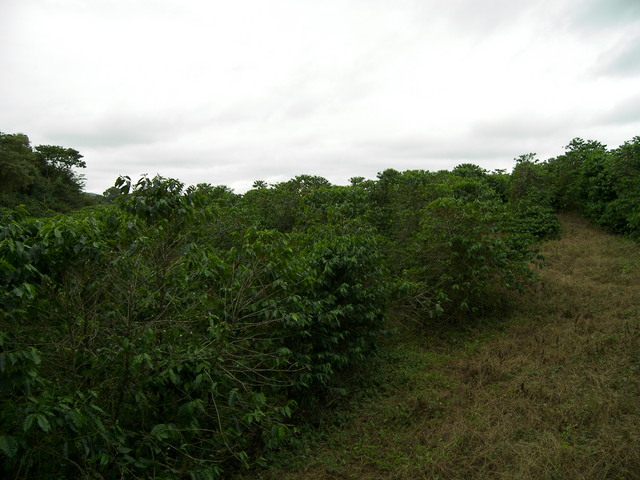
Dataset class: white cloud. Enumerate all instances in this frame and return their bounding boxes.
[1,0,639,194]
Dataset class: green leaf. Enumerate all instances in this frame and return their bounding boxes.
[66,409,84,431]
[192,373,203,389]
[0,435,18,458]
[23,414,35,432]
[36,413,51,432]
[28,348,41,366]
[236,450,249,466]
[150,423,169,439]
[250,392,266,406]
[228,389,240,407]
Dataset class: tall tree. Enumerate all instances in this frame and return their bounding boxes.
[0,132,89,214]
[0,132,38,193]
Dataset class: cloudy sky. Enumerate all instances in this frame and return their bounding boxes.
[2,0,639,194]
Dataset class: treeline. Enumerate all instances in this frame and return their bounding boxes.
[0,133,638,479]
[0,132,96,216]
[512,137,640,237]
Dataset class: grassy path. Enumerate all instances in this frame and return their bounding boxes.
[258,214,640,480]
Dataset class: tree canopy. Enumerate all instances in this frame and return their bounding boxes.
[0,132,91,215]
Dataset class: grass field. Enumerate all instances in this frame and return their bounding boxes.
[246,213,640,480]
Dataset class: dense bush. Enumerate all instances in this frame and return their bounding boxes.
[397,196,538,322]
[0,176,388,479]
[504,202,560,240]
[543,137,640,237]
[4,131,639,478]
[604,137,640,236]
[366,170,540,323]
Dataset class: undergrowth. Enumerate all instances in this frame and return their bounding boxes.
[244,213,640,480]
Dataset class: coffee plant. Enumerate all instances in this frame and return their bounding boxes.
[4,132,638,478]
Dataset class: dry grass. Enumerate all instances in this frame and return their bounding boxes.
[248,213,640,480]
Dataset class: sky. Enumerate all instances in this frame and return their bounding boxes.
[1,0,640,194]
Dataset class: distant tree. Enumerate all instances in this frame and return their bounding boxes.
[564,138,612,220]
[0,132,38,193]
[34,144,85,171]
[452,163,488,178]
[0,132,89,214]
[485,169,510,201]
[102,186,124,202]
[289,174,331,190]
[33,145,86,206]
[508,153,554,207]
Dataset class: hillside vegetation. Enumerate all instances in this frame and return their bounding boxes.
[0,132,95,215]
[255,213,640,479]
[1,132,639,479]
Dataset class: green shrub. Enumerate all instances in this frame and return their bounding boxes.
[400,197,537,321]
[504,202,560,240]
[0,176,389,478]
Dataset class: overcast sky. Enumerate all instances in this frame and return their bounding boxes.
[2,0,639,193]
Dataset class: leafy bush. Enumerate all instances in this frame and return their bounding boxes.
[5,129,640,478]
[504,202,560,240]
[0,176,388,479]
[604,137,640,237]
[543,136,640,238]
[399,197,537,321]
[285,228,389,395]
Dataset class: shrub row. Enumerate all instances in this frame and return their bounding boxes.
[0,177,387,478]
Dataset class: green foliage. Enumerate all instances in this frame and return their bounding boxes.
[504,202,560,240]
[0,133,38,193]
[543,137,640,237]
[285,228,388,394]
[508,154,554,208]
[604,137,640,236]
[6,128,638,478]
[0,176,388,478]
[0,132,90,215]
[0,207,42,314]
[366,168,537,323]
[400,197,537,321]
[369,168,432,239]
[452,163,488,179]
